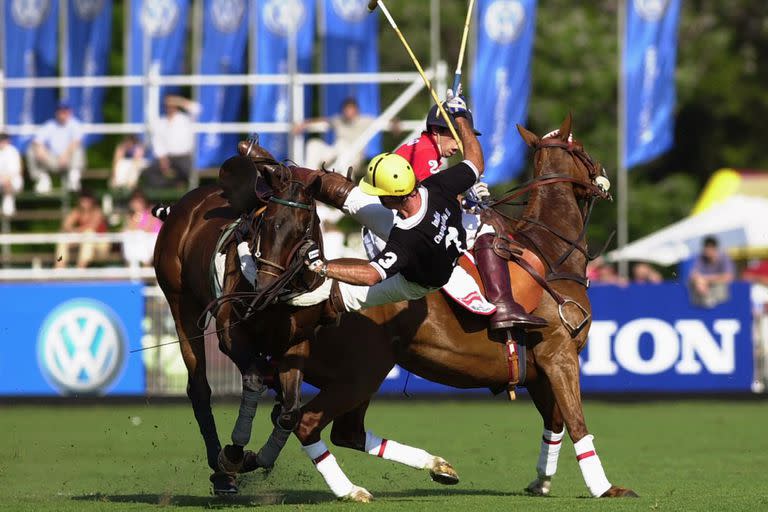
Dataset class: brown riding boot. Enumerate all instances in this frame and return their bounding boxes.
[474,234,547,331]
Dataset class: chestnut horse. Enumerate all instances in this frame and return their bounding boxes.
[243,115,637,500]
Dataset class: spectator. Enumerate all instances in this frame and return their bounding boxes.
[144,95,201,189]
[688,235,735,308]
[587,256,629,286]
[0,133,23,217]
[294,97,391,178]
[111,135,147,191]
[121,190,162,268]
[55,190,108,269]
[632,262,663,284]
[26,102,86,193]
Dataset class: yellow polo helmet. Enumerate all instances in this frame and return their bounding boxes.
[359,153,417,197]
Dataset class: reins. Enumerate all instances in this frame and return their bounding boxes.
[196,185,321,329]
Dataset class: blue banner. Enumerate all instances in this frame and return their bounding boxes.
[471,0,536,185]
[0,283,145,396]
[196,0,250,167]
[66,0,113,146]
[127,0,190,123]
[374,283,754,395]
[2,0,59,149]
[321,0,380,158]
[623,0,681,168]
[250,0,316,160]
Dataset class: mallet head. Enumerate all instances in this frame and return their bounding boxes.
[367,0,379,12]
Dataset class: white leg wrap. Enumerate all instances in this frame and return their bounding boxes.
[536,429,564,477]
[574,435,612,497]
[364,431,432,469]
[303,441,355,498]
[231,376,265,446]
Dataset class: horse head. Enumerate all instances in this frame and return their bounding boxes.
[251,164,323,296]
[516,113,611,202]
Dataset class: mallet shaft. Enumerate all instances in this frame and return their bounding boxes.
[452,0,476,93]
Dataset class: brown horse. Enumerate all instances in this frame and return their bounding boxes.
[153,153,329,494]
[243,114,638,500]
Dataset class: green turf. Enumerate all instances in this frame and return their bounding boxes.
[1,399,767,511]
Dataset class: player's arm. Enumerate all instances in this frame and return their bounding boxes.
[323,259,383,287]
[456,116,483,176]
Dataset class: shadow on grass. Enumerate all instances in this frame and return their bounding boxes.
[72,488,542,507]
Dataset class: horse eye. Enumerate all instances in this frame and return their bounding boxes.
[274,223,282,231]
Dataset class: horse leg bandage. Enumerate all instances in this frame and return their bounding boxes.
[365,432,432,469]
[254,426,291,468]
[303,441,355,498]
[231,375,265,447]
[574,434,612,497]
[536,429,565,478]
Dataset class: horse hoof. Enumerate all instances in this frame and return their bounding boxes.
[429,457,459,485]
[525,476,552,496]
[239,450,272,473]
[210,472,238,496]
[217,445,244,475]
[600,485,639,498]
[340,485,373,503]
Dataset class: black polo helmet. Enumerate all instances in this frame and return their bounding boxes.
[426,102,482,136]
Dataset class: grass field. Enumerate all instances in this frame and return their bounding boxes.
[1,399,767,511]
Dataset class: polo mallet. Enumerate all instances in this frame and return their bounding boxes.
[452,0,476,94]
[368,0,464,155]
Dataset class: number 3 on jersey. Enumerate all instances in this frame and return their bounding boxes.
[377,252,398,269]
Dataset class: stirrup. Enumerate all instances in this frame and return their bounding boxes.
[558,299,590,335]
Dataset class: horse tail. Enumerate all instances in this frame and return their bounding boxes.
[151,203,172,221]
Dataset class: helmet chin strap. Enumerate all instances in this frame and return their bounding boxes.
[436,131,443,158]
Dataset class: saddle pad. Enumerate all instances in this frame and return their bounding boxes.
[441,260,497,316]
[210,218,243,299]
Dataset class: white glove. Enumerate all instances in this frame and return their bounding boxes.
[465,181,490,203]
[446,83,463,99]
[444,88,468,117]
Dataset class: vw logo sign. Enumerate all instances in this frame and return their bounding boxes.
[263,0,306,37]
[11,0,50,28]
[484,0,526,44]
[633,0,669,22]
[74,0,104,20]
[211,0,245,33]
[332,0,368,22]
[141,0,180,38]
[37,299,127,395]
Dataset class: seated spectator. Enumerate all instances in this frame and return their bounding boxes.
[26,102,86,193]
[0,133,23,217]
[688,235,735,308]
[111,135,147,191]
[294,97,390,179]
[143,95,201,189]
[587,256,629,286]
[632,262,663,284]
[55,190,108,269]
[121,190,162,268]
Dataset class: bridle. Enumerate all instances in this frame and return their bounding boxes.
[198,177,321,326]
[491,136,614,287]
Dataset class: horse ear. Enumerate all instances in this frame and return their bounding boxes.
[516,124,539,147]
[558,112,573,141]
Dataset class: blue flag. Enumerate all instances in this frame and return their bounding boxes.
[2,0,59,149]
[66,0,113,146]
[623,0,681,168]
[127,0,190,123]
[250,0,316,160]
[196,0,250,167]
[321,0,380,158]
[471,0,537,185]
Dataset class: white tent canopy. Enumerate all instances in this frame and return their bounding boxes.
[607,195,768,266]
